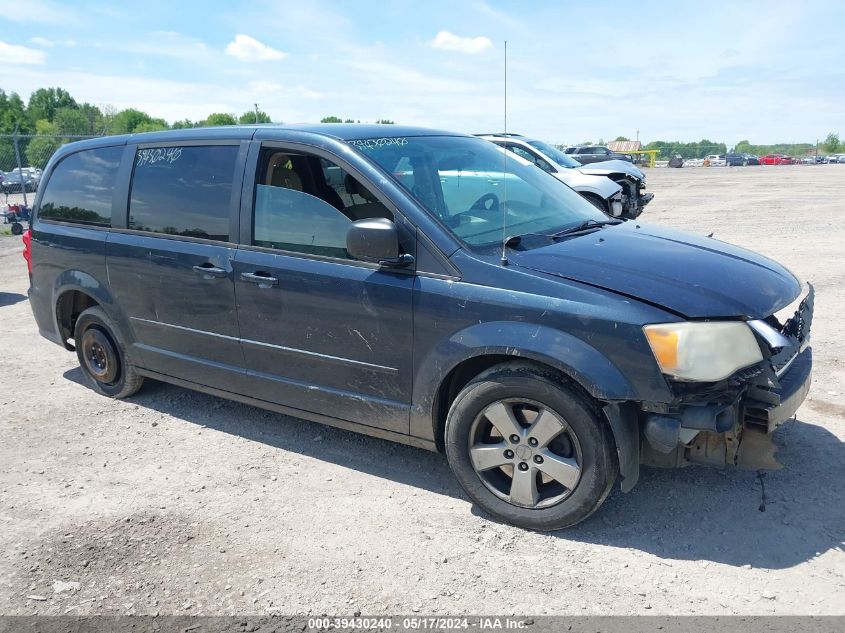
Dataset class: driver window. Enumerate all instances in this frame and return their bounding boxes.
[253,149,392,259]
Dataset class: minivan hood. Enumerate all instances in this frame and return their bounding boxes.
[576,159,645,181]
[509,222,800,319]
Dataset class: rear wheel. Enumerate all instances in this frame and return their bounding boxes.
[73,306,143,398]
[10,222,23,235]
[445,364,618,530]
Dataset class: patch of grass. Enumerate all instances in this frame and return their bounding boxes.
[0,227,12,236]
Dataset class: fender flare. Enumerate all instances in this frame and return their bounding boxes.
[410,321,641,489]
[52,270,131,350]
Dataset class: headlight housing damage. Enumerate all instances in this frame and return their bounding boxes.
[643,322,763,382]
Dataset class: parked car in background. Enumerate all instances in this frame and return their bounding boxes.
[2,167,41,193]
[478,133,651,219]
[564,145,633,164]
[759,154,794,165]
[26,124,813,530]
[704,155,727,167]
[726,152,759,166]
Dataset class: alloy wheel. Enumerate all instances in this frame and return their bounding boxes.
[468,398,583,509]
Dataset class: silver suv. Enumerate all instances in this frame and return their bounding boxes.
[480,134,652,219]
[477,134,624,217]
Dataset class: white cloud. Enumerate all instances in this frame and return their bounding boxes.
[225,34,287,62]
[429,31,492,55]
[30,36,76,48]
[0,41,47,65]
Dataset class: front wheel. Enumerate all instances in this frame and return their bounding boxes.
[581,193,609,214]
[445,364,618,530]
[73,306,144,398]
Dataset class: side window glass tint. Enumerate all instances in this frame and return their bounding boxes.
[128,145,237,241]
[38,146,122,226]
[508,145,552,171]
[253,150,392,259]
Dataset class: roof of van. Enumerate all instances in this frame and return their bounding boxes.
[68,124,467,148]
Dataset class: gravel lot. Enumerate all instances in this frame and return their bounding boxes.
[0,165,843,616]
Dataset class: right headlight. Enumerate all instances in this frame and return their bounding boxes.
[643,322,763,382]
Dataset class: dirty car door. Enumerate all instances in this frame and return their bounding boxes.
[233,142,414,433]
[108,142,247,391]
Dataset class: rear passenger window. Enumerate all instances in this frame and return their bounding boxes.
[38,146,122,226]
[128,145,237,241]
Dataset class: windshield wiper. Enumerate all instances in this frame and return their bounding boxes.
[504,219,621,248]
[552,219,621,239]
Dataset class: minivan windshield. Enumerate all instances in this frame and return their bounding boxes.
[351,135,606,249]
[525,139,583,168]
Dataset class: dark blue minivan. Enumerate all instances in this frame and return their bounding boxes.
[26,125,813,529]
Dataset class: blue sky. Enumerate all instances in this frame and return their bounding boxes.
[1,0,843,145]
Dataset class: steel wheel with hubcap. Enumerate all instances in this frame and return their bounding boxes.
[74,306,144,398]
[445,363,618,530]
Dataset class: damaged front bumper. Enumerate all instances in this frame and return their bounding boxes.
[639,284,814,470]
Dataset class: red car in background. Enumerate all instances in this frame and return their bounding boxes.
[759,153,794,165]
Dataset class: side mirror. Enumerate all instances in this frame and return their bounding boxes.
[346,218,413,268]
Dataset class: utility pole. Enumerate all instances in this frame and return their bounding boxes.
[255,103,260,124]
[636,129,640,142]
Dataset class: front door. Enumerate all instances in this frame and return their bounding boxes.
[233,144,414,432]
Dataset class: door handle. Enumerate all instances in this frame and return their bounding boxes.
[241,271,279,288]
[192,264,228,279]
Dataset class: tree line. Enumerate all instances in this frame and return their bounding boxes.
[610,135,841,160]
[1,86,838,170]
[0,87,277,169]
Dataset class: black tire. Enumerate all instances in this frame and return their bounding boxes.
[445,363,618,530]
[11,222,23,235]
[73,306,144,398]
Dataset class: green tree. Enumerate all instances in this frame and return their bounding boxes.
[238,110,271,124]
[53,107,90,135]
[614,136,630,141]
[27,87,77,123]
[25,119,63,168]
[204,113,237,126]
[823,132,840,153]
[170,118,197,129]
[375,119,395,124]
[77,103,104,135]
[320,115,343,123]
[0,90,34,134]
[111,109,155,134]
[133,120,169,133]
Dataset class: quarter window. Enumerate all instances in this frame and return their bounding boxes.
[38,146,122,226]
[128,145,238,241]
[252,149,391,259]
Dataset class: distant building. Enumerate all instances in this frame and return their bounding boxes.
[607,140,642,152]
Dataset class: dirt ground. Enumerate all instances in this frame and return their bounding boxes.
[0,165,843,617]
